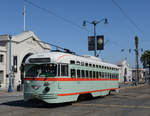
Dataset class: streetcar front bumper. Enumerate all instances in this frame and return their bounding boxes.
[24,92,58,102]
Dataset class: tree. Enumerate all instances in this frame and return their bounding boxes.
[140,50,150,75]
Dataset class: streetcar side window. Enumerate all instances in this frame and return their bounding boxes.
[58,64,60,76]
[71,69,76,78]
[108,73,110,79]
[117,74,119,79]
[61,64,68,76]
[81,70,85,78]
[93,71,95,78]
[99,72,101,78]
[101,72,104,78]
[96,71,99,78]
[90,71,92,78]
[76,61,80,65]
[86,70,89,78]
[110,73,112,79]
[93,64,95,68]
[77,69,81,78]
[81,62,84,66]
[85,63,88,67]
[96,65,98,68]
[70,60,75,64]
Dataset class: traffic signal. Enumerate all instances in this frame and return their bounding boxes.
[97,35,104,50]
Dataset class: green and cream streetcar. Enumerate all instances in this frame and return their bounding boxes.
[24,51,119,103]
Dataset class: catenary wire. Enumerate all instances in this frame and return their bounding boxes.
[112,0,145,37]
[24,0,90,33]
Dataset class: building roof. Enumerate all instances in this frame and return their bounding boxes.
[0,31,50,50]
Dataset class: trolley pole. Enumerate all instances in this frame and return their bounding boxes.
[8,35,13,92]
[135,36,139,85]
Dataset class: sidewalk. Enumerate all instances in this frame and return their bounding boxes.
[0,88,23,96]
[119,82,148,90]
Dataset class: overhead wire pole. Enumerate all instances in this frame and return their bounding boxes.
[135,36,139,85]
[94,22,97,57]
[83,19,108,57]
[8,35,13,92]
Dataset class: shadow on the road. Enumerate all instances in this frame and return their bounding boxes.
[1,100,72,108]
[1,93,116,108]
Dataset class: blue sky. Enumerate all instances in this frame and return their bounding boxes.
[0,0,150,67]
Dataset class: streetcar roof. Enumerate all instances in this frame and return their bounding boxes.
[25,52,119,69]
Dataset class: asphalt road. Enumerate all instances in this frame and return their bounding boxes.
[0,85,150,116]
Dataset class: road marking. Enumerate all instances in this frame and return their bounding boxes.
[73,103,150,109]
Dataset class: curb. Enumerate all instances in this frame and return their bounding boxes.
[120,84,148,90]
[0,91,23,96]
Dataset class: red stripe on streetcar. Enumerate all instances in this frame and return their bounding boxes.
[24,78,119,81]
[58,88,118,96]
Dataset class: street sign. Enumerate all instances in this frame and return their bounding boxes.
[88,36,95,51]
[97,35,104,50]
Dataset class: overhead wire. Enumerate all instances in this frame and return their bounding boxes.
[111,0,146,37]
[24,0,90,33]
[24,0,110,50]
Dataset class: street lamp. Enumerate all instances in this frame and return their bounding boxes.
[8,35,13,92]
[83,18,108,57]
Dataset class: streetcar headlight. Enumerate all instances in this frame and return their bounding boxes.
[26,80,30,84]
[44,87,50,92]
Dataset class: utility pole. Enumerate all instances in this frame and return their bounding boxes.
[8,35,13,92]
[135,36,139,85]
[83,19,108,57]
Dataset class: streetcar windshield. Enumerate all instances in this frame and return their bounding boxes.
[25,64,57,78]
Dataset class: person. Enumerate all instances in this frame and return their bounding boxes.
[132,77,136,86]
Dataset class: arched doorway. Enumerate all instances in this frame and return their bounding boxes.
[20,53,33,84]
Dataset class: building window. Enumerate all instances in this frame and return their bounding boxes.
[0,55,4,62]
[0,71,4,84]
[0,41,6,46]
